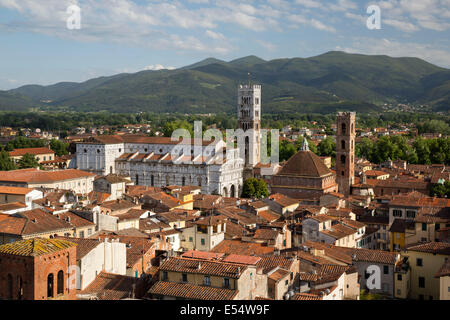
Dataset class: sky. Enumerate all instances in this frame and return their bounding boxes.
[0,0,449,90]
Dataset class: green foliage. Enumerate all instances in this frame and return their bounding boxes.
[360,290,383,300]
[430,182,450,198]
[356,136,450,165]
[0,150,17,171]
[317,137,336,157]
[241,178,269,199]
[5,136,46,151]
[18,153,40,169]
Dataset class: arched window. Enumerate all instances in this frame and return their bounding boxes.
[47,274,54,298]
[57,270,64,295]
[17,276,23,300]
[198,177,202,187]
[341,140,346,150]
[351,123,354,133]
[135,174,139,185]
[7,274,13,300]
[182,177,186,186]
[109,166,113,174]
[341,155,346,164]
[151,175,154,187]
[166,176,170,186]
[341,123,346,134]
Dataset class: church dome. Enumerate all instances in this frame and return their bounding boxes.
[277,149,332,178]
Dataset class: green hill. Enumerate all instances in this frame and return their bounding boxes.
[4,51,449,114]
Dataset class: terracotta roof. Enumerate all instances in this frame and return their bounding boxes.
[321,224,356,239]
[0,238,76,256]
[211,240,275,256]
[253,228,280,241]
[308,214,335,223]
[256,255,295,274]
[194,215,227,226]
[113,209,148,221]
[291,293,322,300]
[54,236,100,259]
[224,220,247,239]
[101,200,139,212]
[341,219,366,230]
[267,193,299,207]
[87,191,111,204]
[0,202,28,211]
[159,257,247,278]
[181,251,225,260]
[125,185,161,197]
[257,210,281,223]
[9,147,54,157]
[268,268,290,282]
[389,218,415,233]
[0,186,35,195]
[277,149,333,177]
[80,272,136,300]
[55,211,95,228]
[149,281,237,300]
[0,209,73,236]
[407,242,450,255]
[222,254,262,265]
[0,169,96,184]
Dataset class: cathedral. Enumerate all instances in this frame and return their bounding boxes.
[75,84,263,197]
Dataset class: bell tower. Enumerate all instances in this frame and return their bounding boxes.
[336,112,355,196]
[237,84,261,168]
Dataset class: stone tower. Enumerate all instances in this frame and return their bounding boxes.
[336,112,356,196]
[237,84,261,169]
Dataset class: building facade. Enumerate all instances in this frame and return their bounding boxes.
[336,112,356,196]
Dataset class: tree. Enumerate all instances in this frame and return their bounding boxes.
[0,150,17,171]
[241,178,268,199]
[317,137,336,157]
[279,140,297,162]
[50,139,69,157]
[18,153,40,169]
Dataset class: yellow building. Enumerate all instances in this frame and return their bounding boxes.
[9,147,55,164]
[395,242,450,300]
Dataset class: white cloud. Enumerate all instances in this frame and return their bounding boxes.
[256,40,276,51]
[143,64,176,71]
[338,37,450,67]
[289,14,336,32]
[205,29,225,40]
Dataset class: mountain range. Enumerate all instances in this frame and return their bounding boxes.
[1,51,449,114]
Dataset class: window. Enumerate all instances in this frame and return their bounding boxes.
[384,266,389,275]
[17,276,23,300]
[201,238,205,246]
[79,231,85,238]
[57,270,64,295]
[341,140,345,150]
[397,289,401,295]
[47,273,54,298]
[406,211,416,219]
[418,277,425,288]
[422,223,427,231]
[204,276,211,286]
[223,278,230,288]
[189,237,193,242]
[417,258,423,267]
[340,155,346,164]
[436,223,440,230]
[182,273,187,283]
[162,272,168,281]
[88,229,92,236]
[285,280,289,286]
[397,274,402,281]
[393,209,402,217]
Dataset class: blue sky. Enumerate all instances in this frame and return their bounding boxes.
[0,0,449,90]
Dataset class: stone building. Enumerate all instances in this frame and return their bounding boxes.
[0,238,77,300]
[336,112,356,196]
[270,140,338,199]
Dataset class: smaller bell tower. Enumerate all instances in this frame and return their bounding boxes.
[336,112,356,196]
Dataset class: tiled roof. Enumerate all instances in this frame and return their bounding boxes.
[0,209,73,236]
[149,281,237,300]
[222,254,261,265]
[0,238,76,256]
[87,191,111,204]
[55,236,100,259]
[321,224,356,239]
[308,214,335,223]
[101,199,139,212]
[80,272,136,300]
[256,255,295,274]
[291,293,322,300]
[113,209,147,221]
[194,215,227,226]
[0,169,96,184]
[268,268,290,282]
[55,211,95,228]
[159,257,247,278]
[181,250,225,260]
[211,240,274,256]
[0,202,28,211]
[253,228,280,241]
[267,193,299,207]
[224,220,247,239]
[277,149,333,178]
[0,186,35,195]
[389,218,415,233]
[407,242,450,255]
[257,210,281,223]
[9,147,54,157]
